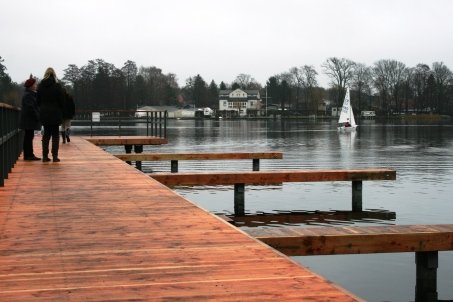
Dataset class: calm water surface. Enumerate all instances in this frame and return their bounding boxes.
[75,119,453,301]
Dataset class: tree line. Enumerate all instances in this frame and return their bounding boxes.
[1,55,453,116]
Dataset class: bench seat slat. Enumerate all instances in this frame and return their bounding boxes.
[85,136,168,145]
[115,152,283,161]
[151,169,396,186]
[247,224,453,256]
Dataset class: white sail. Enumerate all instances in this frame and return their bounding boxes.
[338,88,357,129]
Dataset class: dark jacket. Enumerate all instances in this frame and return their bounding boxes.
[37,77,64,125]
[19,89,41,130]
[63,92,76,119]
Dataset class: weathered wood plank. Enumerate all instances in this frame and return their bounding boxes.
[114,152,283,161]
[0,136,361,301]
[248,224,453,256]
[151,169,396,186]
[84,135,168,145]
[221,210,396,227]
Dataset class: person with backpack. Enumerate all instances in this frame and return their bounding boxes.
[61,90,75,144]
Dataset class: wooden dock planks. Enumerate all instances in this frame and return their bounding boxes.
[0,137,361,301]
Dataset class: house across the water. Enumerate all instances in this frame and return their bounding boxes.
[218,89,261,118]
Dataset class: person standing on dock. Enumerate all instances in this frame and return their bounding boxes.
[61,89,75,144]
[37,67,65,162]
[19,75,41,161]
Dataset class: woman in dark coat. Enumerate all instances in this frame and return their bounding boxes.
[19,75,41,160]
[37,67,65,162]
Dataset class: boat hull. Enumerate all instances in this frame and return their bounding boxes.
[338,125,357,132]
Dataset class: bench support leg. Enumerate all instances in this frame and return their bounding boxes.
[171,160,178,173]
[134,145,143,171]
[234,183,245,216]
[352,180,362,212]
[124,144,132,165]
[415,251,438,302]
[253,159,260,171]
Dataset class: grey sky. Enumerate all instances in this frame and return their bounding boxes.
[2,0,453,88]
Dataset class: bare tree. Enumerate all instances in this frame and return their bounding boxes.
[300,66,318,114]
[321,57,356,106]
[412,64,432,112]
[401,68,414,114]
[432,62,452,113]
[233,73,261,90]
[289,67,303,106]
[351,63,372,111]
[139,66,170,106]
[372,59,407,115]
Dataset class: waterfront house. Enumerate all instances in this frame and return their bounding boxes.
[218,89,261,118]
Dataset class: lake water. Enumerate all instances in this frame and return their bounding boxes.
[74,118,453,301]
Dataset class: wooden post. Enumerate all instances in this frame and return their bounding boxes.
[415,251,438,302]
[171,160,178,173]
[124,144,132,165]
[253,159,260,171]
[134,145,143,171]
[234,183,245,216]
[352,180,362,212]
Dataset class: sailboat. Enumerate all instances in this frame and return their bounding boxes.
[337,88,357,131]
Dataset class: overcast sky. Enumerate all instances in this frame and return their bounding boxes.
[2,0,453,88]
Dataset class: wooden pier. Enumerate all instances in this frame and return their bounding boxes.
[0,137,361,301]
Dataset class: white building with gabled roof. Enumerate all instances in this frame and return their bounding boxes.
[218,89,261,118]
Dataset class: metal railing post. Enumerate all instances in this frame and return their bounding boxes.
[0,103,21,187]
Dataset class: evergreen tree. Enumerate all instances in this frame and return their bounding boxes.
[266,76,280,107]
[208,80,219,108]
[121,60,138,109]
[192,74,208,107]
[0,56,19,106]
[219,81,227,90]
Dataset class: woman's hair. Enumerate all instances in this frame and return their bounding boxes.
[43,67,57,81]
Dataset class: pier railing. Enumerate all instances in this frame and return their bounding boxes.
[0,103,22,187]
[73,109,167,138]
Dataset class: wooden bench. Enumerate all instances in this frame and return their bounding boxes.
[85,135,168,146]
[247,224,453,301]
[151,168,396,215]
[85,136,168,168]
[115,152,283,172]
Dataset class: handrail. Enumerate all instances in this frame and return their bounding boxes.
[0,102,22,187]
[73,109,167,138]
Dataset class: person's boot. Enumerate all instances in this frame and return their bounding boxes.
[66,129,70,143]
[52,133,60,162]
[42,135,51,162]
[61,131,66,144]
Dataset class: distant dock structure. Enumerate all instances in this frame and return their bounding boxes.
[360,110,376,119]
